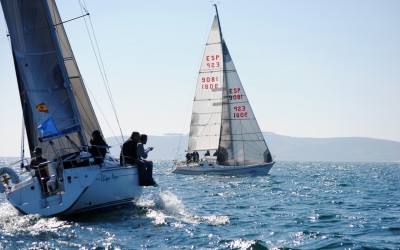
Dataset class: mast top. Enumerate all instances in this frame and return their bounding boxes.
[213,4,223,41]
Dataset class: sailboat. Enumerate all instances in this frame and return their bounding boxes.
[0,0,143,216]
[172,5,275,175]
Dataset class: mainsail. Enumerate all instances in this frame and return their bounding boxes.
[188,15,223,152]
[1,0,100,158]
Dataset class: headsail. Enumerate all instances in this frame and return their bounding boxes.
[1,0,100,158]
[188,15,223,152]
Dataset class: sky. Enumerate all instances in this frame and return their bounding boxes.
[0,0,399,157]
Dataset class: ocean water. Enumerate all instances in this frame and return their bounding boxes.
[0,158,399,249]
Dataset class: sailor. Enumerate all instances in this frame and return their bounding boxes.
[121,131,151,186]
[89,130,108,164]
[217,147,228,165]
[29,147,49,191]
[192,151,199,162]
[186,152,192,163]
[263,150,273,163]
[137,134,158,187]
[121,131,140,165]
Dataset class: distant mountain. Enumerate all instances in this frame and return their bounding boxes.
[263,132,400,162]
[106,132,400,162]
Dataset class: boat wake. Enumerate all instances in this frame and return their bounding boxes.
[0,203,69,236]
[140,191,229,227]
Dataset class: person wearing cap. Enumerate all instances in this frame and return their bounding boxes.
[29,147,49,191]
[89,130,108,164]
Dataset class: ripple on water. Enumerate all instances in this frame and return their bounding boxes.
[0,160,399,249]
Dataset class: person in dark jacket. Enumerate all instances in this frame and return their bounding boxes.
[192,151,199,162]
[89,130,108,164]
[121,131,140,165]
[186,152,192,163]
[29,147,49,192]
[137,134,157,187]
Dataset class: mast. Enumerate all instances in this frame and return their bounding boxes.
[214,4,234,165]
[214,4,223,39]
[214,4,225,164]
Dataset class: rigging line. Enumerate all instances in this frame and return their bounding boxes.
[20,114,25,163]
[81,1,124,142]
[78,0,123,144]
[76,15,118,141]
[174,93,193,160]
[79,0,122,130]
[54,13,89,26]
[84,82,118,140]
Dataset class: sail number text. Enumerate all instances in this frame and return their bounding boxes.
[233,105,248,118]
[201,76,219,89]
[205,54,220,69]
[229,88,243,101]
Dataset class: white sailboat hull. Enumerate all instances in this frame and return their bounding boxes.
[6,157,143,217]
[172,161,274,176]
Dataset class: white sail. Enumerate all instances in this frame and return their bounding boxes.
[188,16,224,152]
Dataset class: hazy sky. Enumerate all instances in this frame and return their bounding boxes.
[0,0,399,157]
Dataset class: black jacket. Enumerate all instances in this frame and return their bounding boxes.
[89,137,108,159]
[121,138,139,165]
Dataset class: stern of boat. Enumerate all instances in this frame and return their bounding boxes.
[6,165,100,216]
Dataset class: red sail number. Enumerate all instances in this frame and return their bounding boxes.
[233,105,247,118]
[233,112,248,118]
[201,76,219,89]
[205,54,220,69]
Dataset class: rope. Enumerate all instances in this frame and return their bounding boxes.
[20,113,25,167]
[78,0,125,144]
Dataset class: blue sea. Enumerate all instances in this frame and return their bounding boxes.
[0,158,399,249]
